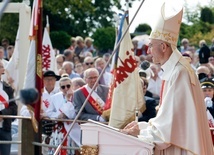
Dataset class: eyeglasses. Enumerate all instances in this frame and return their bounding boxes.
[60,84,71,89]
[87,76,98,80]
[85,62,94,65]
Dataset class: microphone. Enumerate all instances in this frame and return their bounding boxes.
[140,60,150,70]
[19,88,39,105]
[1,88,39,105]
[139,60,154,80]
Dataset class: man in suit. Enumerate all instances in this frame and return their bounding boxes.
[138,77,157,122]
[73,68,109,121]
[0,60,17,155]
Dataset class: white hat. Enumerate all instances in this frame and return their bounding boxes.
[149,2,183,46]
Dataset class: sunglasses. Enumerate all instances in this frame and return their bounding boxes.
[85,62,94,65]
[60,84,71,89]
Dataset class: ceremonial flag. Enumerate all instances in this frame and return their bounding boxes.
[23,40,36,89]
[42,27,55,72]
[24,0,43,122]
[107,17,145,129]
[29,0,39,38]
[5,28,20,91]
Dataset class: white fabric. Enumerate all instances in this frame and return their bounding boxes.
[147,75,162,97]
[108,20,145,128]
[41,87,59,116]
[85,85,105,107]
[138,50,214,155]
[23,40,36,88]
[207,110,214,127]
[46,92,81,146]
[103,71,112,86]
[42,27,56,72]
[5,28,19,91]
[0,89,9,128]
[149,3,183,46]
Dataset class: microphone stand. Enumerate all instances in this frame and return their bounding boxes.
[54,0,146,154]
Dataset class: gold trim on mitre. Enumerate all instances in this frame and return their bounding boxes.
[149,2,183,46]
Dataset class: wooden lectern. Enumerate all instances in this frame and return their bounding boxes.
[80,121,154,155]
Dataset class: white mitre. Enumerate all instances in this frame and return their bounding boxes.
[149,2,183,47]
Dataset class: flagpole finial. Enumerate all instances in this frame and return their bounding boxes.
[23,0,30,6]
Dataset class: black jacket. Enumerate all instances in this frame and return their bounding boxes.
[138,96,157,122]
[0,82,17,131]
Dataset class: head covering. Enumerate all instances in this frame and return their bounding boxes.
[200,78,214,89]
[149,2,183,47]
[199,44,210,64]
[43,70,61,81]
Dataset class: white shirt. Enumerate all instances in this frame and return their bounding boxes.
[147,75,162,97]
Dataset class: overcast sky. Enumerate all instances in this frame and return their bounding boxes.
[115,0,211,33]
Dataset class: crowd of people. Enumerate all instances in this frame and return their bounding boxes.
[0,5,214,155]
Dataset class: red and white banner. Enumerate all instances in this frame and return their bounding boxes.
[108,19,145,129]
[0,89,9,128]
[42,28,55,72]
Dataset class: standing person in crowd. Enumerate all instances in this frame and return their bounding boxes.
[94,57,112,86]
[0,60,17,155]
[102,53,111,73]
[121,3,214,154]
[147,63,162,99]
[200,78,214,125]
[1,39,9,59]
[71,77,86,91]
[6,45,14,61]
[74,62,84,76]
[68,37,76,51]
[55,54,65,71]
[0,46,8,68]
[180,38,190,53]
[73,68,109,121]
[84,37,96,56]
[82,56,105,85]
[63,49,75,62]
[46,77,81,154]
[62,61,80,79]
[74,36,85,58]
[138,77,157,122]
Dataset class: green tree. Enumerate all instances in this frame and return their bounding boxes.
[92,27,115,55]
[44,0,121,37]
[50,31,71,52]
[134,23,151,35]
[0,14,19,45]
[200,7,214,24]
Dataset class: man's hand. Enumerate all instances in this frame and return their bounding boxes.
[120,121,140,137]
[58,113,67,119]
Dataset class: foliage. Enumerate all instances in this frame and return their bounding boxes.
[43,0,121,37]
[92,27,115,55]
[200,7,214,24]
[134,23,151,35]
[179,5,214,47]
[50,31,71,52]
[0,13,19,45]
[0,0,214,51]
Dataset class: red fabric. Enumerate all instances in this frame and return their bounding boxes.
[159,80,165,106]
[80,87,103,115]
[0,95,9,108]
[210,129,214,145]
[34,0,43,121]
